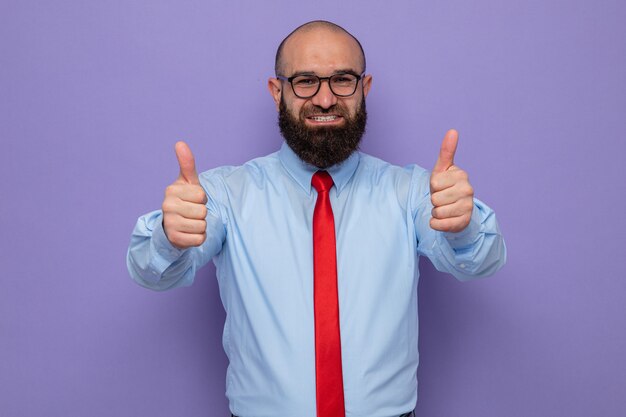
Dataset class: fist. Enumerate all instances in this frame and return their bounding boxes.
[429,129,474,233]
[162,141,208,249]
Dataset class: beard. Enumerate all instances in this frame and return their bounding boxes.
[278,96,367,169]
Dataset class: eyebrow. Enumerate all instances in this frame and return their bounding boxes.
[289,68,362,77]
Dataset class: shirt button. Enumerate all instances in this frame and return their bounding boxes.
[459,263,466,269]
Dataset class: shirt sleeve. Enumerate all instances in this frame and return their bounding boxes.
[126,172,227,291]
[410,167,507,281]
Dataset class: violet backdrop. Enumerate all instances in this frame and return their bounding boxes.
[1,0,625,416]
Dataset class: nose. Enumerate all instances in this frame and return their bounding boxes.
[310,79,338,109]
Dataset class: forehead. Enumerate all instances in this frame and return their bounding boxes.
[281,28,363,75]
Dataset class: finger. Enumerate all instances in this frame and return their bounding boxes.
[175,141,200,185]
[164,215,207,234]
[431,198,474,220]
[168,231,207,249]
[430,169,468,193]
[431,186,459,207]
[432,129,459,173]
[166,184,208,204]
[429,214,471,233]
[431,182,473,207]
[163,200,208,220]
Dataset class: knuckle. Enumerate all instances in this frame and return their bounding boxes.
[192,233,206,246]
[430,217,447,231]
[195,189,206,202]
[462,214,471,225]
[162,200,174,213]
[168,232,182,246]
[165,184,182,197]
[431,192,443,207]
[462,183,474,196]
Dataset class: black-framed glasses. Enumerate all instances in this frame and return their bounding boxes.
[277,72,364,99]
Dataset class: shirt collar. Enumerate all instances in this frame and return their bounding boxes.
[278,141,360,196]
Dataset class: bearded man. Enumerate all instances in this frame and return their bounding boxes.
[127,20,506,417]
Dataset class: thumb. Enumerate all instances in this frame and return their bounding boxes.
[175,141,199,185]
[432,129,459,173]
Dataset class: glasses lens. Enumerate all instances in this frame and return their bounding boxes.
[292,76,320,98]
[289,74,360,98]
[329,74,358,96]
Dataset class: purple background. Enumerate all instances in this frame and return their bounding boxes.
[2,0,625,416]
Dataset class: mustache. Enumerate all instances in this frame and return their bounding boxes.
[301,104,348,118]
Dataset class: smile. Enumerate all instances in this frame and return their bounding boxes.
[306,115,344,124]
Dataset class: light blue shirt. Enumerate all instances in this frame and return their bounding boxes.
[127,142,506,417]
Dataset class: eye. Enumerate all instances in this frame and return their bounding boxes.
[293,76,317,87]
[332,75,356,84]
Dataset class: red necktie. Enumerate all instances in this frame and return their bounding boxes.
[311,171,345,417]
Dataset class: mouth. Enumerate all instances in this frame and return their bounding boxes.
[305,114,344,126]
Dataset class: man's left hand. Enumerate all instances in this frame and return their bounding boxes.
[429,129,475,233]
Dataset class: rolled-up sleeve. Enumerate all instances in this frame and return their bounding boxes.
[411,167,506,281]
[126,172,227,290]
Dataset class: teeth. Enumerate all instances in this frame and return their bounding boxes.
[311,115,338,122]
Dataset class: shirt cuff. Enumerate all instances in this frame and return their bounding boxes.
[148,215,188,274]
[442,204,481,249]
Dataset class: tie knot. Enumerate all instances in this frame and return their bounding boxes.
[311,171,334,193]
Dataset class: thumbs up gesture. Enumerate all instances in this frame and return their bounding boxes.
[429,129,474,233]
[162,141,208,249]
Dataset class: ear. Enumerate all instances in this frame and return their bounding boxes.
[362,74,373,98]
[267,78,282,112]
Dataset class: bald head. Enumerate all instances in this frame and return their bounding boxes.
[274,20,366,76]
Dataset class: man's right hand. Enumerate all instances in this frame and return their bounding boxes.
[162,141,208,249]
